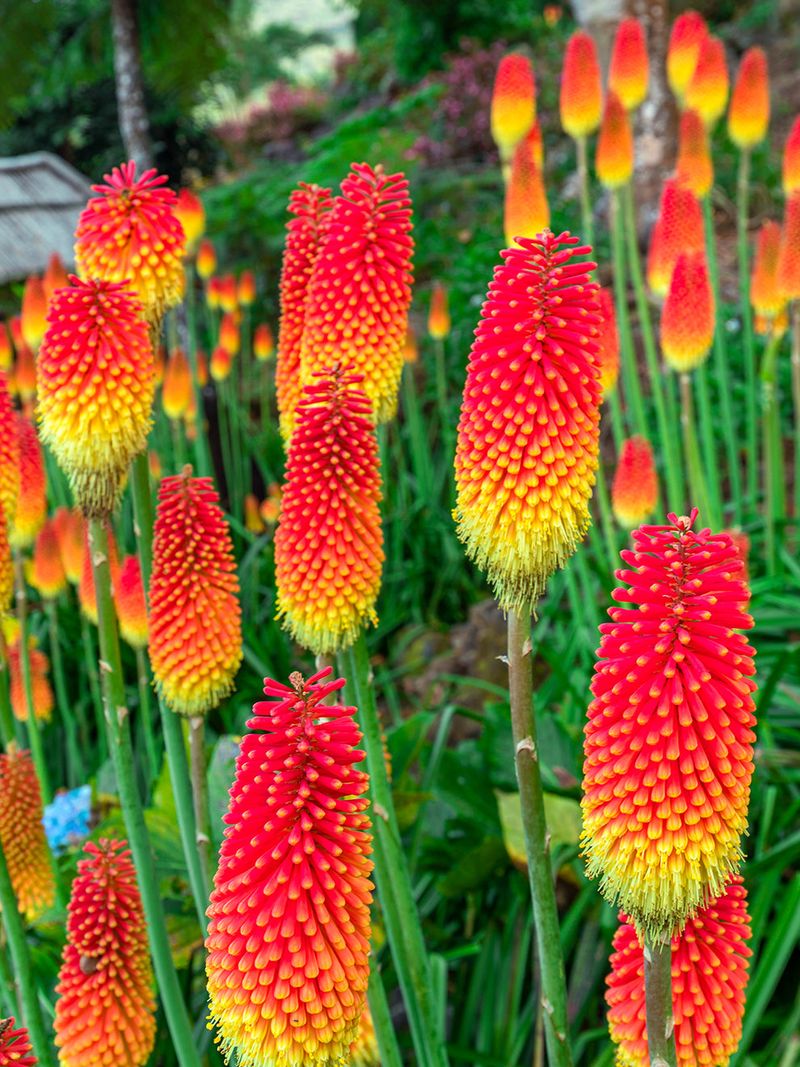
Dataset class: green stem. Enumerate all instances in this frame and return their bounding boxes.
[607,390,626,452]
[0,641,16,748]
[694,363,722,528]
[402,367,434,506]
[184,271,213,478]
[13,553,50,802]
[575,136,594,249]
[188,716,211,894]
[79,612,105,761]
[45,599,80,789]
[593,460,619,575]
[88,519,201,1065]
[135,646,160,793]
[171,418,187,473]
[131,452,154,578]
[611,189,647,441]
[0,839,55,1067]
[760,330,784,574]
[507,610,572,1067]
[792,303,800,538]
[737,151,758,510]
[345,634,449,1067]
[679,374,712,523]
[644,935,678,1067]
[367,965,404,1067]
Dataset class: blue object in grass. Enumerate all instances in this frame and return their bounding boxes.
[43,785,92,853]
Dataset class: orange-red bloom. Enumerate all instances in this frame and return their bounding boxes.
[218,274,238,314]
[783,116,800,196]
[647,179,705,297]
[0,515,11,616]
[244,493,265,535]
[350,1005,379,1066]
[174,187,205,255]
[32,518,67,600]
[612,437,658,528]
[403,325,418,364]
[13,336,37,406]
[609,18,649,111]
[454,231,601,612]
[667,10,708,102]
[276,183,332,438]
[751,220,785,326]
[43,252,69,303]
[661,251,715,372]
[218,312,240,356]
[53,507,84,585]
[10,416,46,549]
[728,47,769,149]
[253,323,274,362]
[55,840,156,1067]
[675,109,713,199]
[597,288,620,396]
[115,555,148,649]
[300,164,414,424]
[149,471,242,716]
[275,366,383,654]
[0,1018,37,1066]
[685,36,729,127]
[0,324,10,371]
[582,511,756,936]
[237,270,256,306]
[777,193,800,302]
[428,281,451,340]
[504,137,550,246]
[210,345,232,382]
[0,372,19,530]
[74,161,186,322]
[491,53,536,165]
[37,277,155,516]
[21,275,47,352]
[197,239,217,281]
[162,347,193,420]
[206,667,373,1067]
[606,876,751,1067]
[0,745,55,920]
[596,93,634,189]
[9,640,54,724]
[560,31,603,139]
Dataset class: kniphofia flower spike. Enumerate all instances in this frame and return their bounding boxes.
[0,745,55,921]
[0,1018,37,1067]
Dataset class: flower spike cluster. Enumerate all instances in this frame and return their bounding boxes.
[777,194,800,302]
[32,519,67,600]
[10,416,46,549]
[728,47,769,150]
[206,668,374,1067]
[667,10,708,102]
[751,220,786,333]
[504,134,550,247]
[490,53,536,166]
[0,745,55,921]
[581,511,757,938]
[596,93,634,189]
[0,516,11,616]
[612,437,658,529]
[9,640,53,724]
[606,876,751,1067]
[608,18,649,111]
[454,231,601,613]
[54,840,156,1067]
[0,372,19,530]
[661,251,715,372]
[596,288,620,396]
[275,365,384,655]
[675,110,713,199]
[0,1018,37,1067]
[428,282,450,340]
[37,277,155,516]
[115,555,149,649]
[685,36,729,127]
[647,179,705,298]
[560,31,603,139]
[783,116,800,196]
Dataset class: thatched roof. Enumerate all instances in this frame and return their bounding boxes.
[0,152,91,284]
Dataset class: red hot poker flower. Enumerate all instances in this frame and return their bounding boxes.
[667,10,708,102]
[52,507,84,586]
[55,840,156,1067]
[611,437,658,529]
[0,372,19,531]
[0,745,55,920]
[10,416,46,549]
[609,18,649,111]
[777,193,800,302]
[675,109,713,199]
[685,35,729,127]
[21,275,47,352]
[560,31,603,139]
[206,668,373,1067]
[32,519,67,600]
[115,555,149,649]
[751,220,785,325]
[596,287,620,396]
[504,137,550,247]
[9,640,54,724]
[783,115,800,196]
[428,281,451,340]
[196,238,217,280]
[0,1018,37,1067]
[581,511,756,938]
[490,53,536,166]
[728,47,769,150]
[253,323,274,362]
[662,251,715,373]
[43,253,69,303]
[174,187,205,255]
[647,178,705,298]
[161,347,193,421]
[596,93,634,189]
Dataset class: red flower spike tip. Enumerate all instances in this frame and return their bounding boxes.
[9,640,54,724]
[21,275,47,352]
[43,252,69,303]
[10,416,46,549]
[667,10,708,102]
[210,346,232,382]
[275,365,384,655]
[611,437,658,529]
[206,668,374,1067]
[350,1004,379,1067]
[300,163,414,424]
[55,840,156,1067]
[609,18,649,112]
[276,183,332,439]
[74,161,186,322]
[0,1018,37,1067]
[685,36,729,127]
[174,187,205,255]
[0,324,10,371]
[751,220,785,324]
[490,53,536,164]
[149,471,242,716]
[237,269,256,306]
[596,92,634,189]
[196,238,217,281]
[253,323,274,362]
[581,511,757,937]
[504,136,550,247]
[560,31,603,139]
[783,116,800,196]
[78,524,119,626]
[661,251,715,373]
[0,745,55,921]
[647,179,705,298]
[37,277,155,517]
[777,193,800,303]
[428,281,451,340]
[31,519,66,601]
[162,347,193,421]
[728,47,769,150]
[53,507,84,586]
[606,876,751,1067]
[115,555,149,649]
[675,109,713,199]
[218,312,240,356]
[597,287,620,396]
[403,325,418,364]
[217,274,237,314]
[0,372,19,531]
[454,231,601,612]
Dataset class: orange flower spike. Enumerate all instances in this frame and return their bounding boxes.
[237,269,256,306]
[675,109,713,199]
[0,745,55,920]
[0,372,19,528]
[611,436,658,528]
[350,1005,379,1067]
[9,641,54,724]
[244,493,265,534]
[210,345,232,382]
[20,275,47,352]
[162,347,193,420]
[10,416,46,549]
[174,187,205,255]
[13,338,36,405]
[504,138,550,247]
[218,274,238,314]
[300,164,414,423]
[454,231,601,612]
[596,92,634,189]
[74,161,186,322]
[196,348,209,386]
[609,17,649,111]
[43,252,69,304]
[667,9,708,102]
[218,312,240,356]
[728,47,769,150]
[276,183,332,438]
[0,324,10,371]
[528,119,544,169]
[37,277,155,517]
[0,1018,37,1066]
[751,220,785,323]
[275,366,384,654]
[685,35,729,127]
[596,287,620,396]
[777,193,800,302]
[54,840,156,1067]
[403,325,418,364]
[582,511,757,936]
[782,116,800,196]
[115,555,149,649]
[253,323,274,362]
[661,251,715,372]
[606,877,751,1067]
[490,53,536,166]
[428,281,451,340]
[0,515,11,616]
[259,482,282,525]
[78,525,119,625]
[647,178,705,297]
[205,667,374,1067]
[52,507,84,586]
[149,471,242,716]
[196,239,217,281]
[560,31,603,139]
[31,519,67,600]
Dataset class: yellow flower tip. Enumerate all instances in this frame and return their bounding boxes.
[596,92,634,189]
[491,53,537,163]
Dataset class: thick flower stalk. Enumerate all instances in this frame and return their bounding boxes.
[581,511,756,938]
[0,745,55,921]
[783,116,800,196]
[78,525,119,625]
[727,47,769,150]
[276,183,332,438]
[612,437,658,529]
[174,188,205,256]
[667,10,708,102]
[661,252,715,373]
[751,220,786,331]
[8,640,53,724]
[52,507,84,586]
[149,470,242,716]
[675,110,713,199]
[428,282,451,340]
[275,366,383,654]
[504,137,549,246]
[161,347,193,420]
[205,667,373,1067]
[31,520,66,600]
[685,36,729,127]
[74,161,186,323]
[606,877,751,1067]
[37,277,155,517]
[596,93,634,190]
[609,18,649,111]
[0,373,19,529]
[300,164,414,424]
[9,416,45,549]
[647,179,705,298]
[21,276,47,352]
[54,840,156,1067]
[597,287,620,396]
[560,31,603,138]
[454,231,601,612]
[490,53,536,168]
[115,555,149,649]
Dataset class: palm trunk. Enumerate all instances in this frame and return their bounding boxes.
[110,0,153,169]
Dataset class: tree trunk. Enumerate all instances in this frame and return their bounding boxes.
[630,0,674,226]
[110,0,153,169]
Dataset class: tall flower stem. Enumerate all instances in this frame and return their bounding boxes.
[88,518,201,1065]
[0,839,55,1067]
[594,460,619,575]
[576,136,594,249]
[644,935,678,1067]
[344,633,449,1067]
[694,365,722,528]
[610,190,647,440]
[188,715,211,892]
[183,271,213,478]
[607,391,626,452]
[507,610,572,1067]
[679,374,711,520]
[0,636,17,747]
[792,303,800,536]
[761,330,785,574]
[367,966,404,1067]
[13,553,50,802]
[135,645,160,792]
[737,151,758,508]
[45,599,81,789]
[79,612,105,760]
